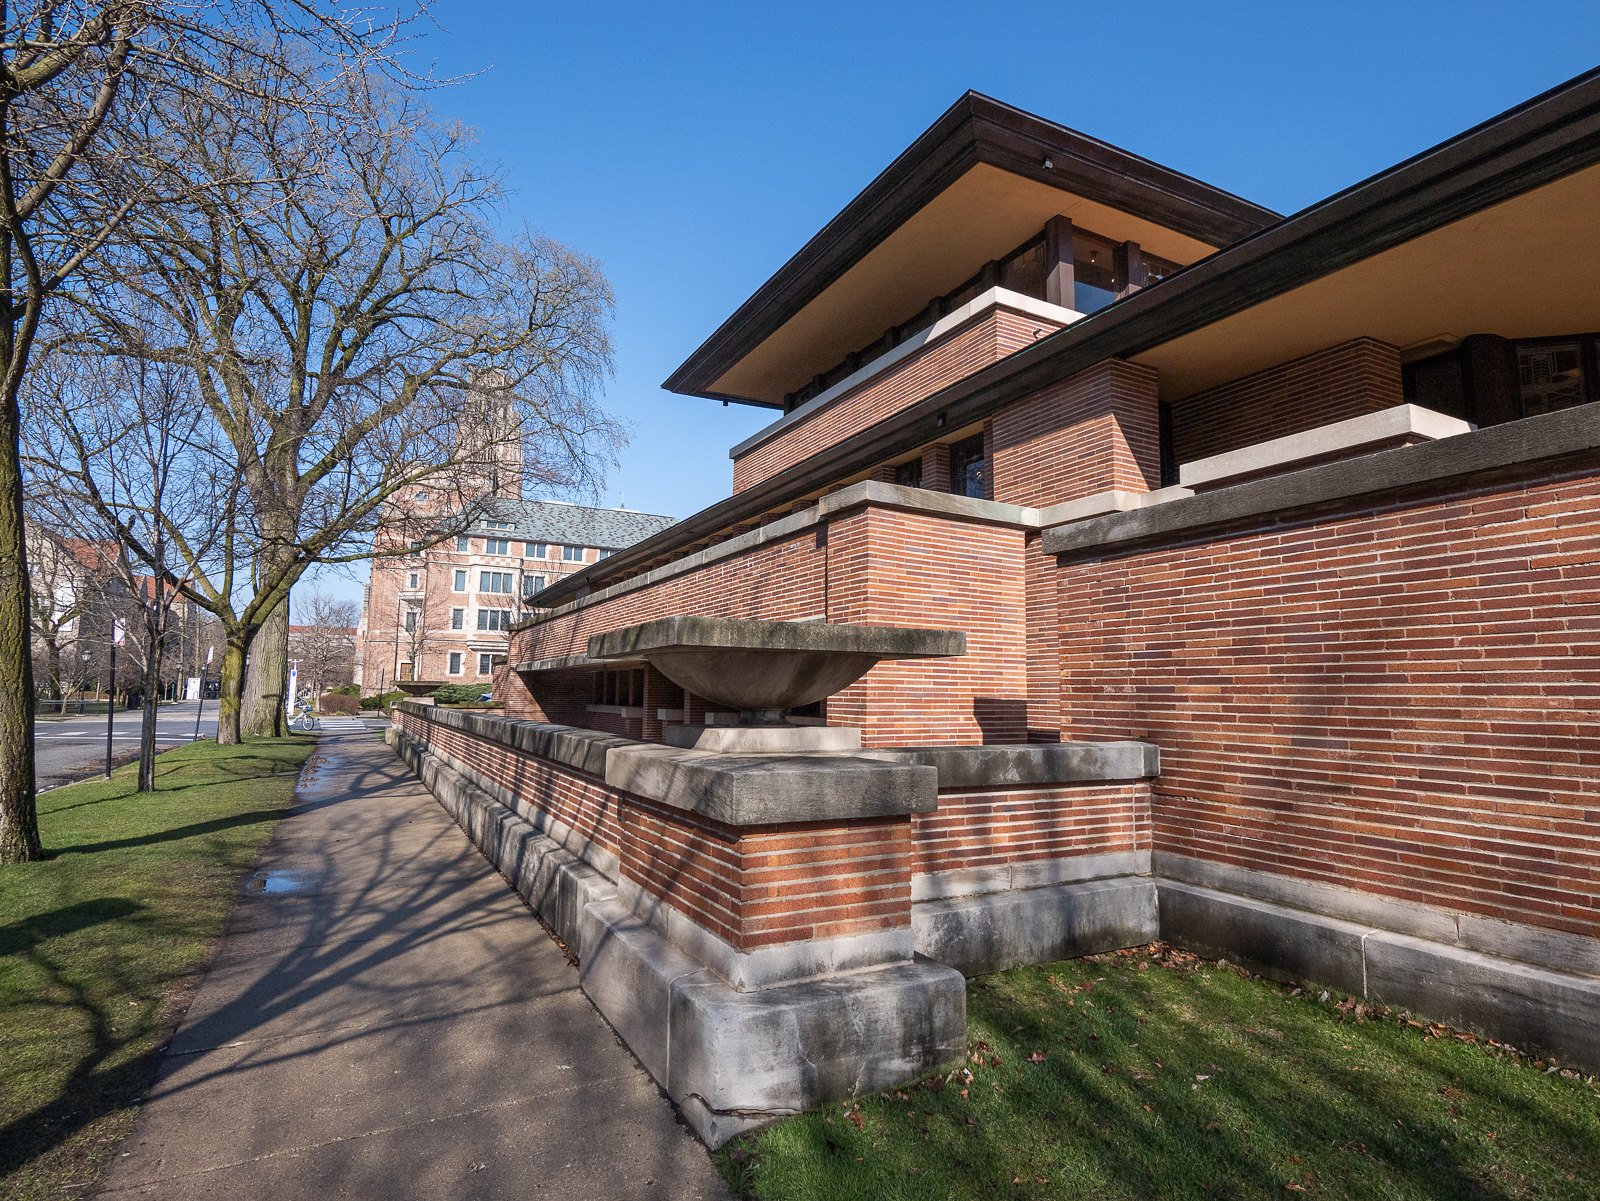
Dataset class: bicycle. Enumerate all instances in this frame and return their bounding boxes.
[294,705,317,733]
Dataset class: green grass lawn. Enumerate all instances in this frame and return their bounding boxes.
[0,737,314,1199]
[720,945,1600,1201]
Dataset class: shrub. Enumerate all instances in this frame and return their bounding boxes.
[430,683,486,705]
[318,692,360,715]
[331,683,361,698]
[359,690,405,711]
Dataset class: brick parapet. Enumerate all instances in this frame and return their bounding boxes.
[1054,456,1600,942]
[1167,337,1403,467]
[509,496,1033,747]
[394,703,1158,958]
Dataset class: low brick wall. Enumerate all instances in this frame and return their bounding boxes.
[394,705,1160,958]
[1052,424,1600,945]
[398,706,622,863]
[914,783,1149,879]
[396,705,915,953]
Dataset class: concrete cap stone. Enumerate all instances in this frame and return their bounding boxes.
[588,616,965,661]
[605,743,937,825]
[862,741,1160,787]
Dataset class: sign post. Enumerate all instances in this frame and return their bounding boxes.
[194,645,213,740]
[106,620,126,778]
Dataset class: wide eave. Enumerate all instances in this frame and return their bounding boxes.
[560,68,1600,615]
[664,91,1280,408]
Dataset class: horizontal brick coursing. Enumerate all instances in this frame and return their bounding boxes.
[1168,338,1403,466]
[990,359,1161,508]
[511,501,1034,748]
[825,505,1030,746]
[399,706,912,952]
[398,708,622,858]
[732,308,1057,493]
[626,803,913,949]
[913,783,1149,876]
[1055,465,1600,941]
[517,526,826,667]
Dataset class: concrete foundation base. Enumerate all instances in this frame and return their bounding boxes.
[1160,880,1600,1072]
[914,875,1158,976]
[581,896,966,1146]
[389,728,966,1146]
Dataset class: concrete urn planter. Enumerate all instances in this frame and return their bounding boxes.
[588,615,966,725]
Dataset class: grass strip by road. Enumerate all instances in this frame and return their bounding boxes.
[0,736,314,1200]
[719,944,1600,1201]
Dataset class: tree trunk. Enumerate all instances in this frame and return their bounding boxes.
[137,611,161,792]
[44,638,63,703]
[243,594,288,738]
[0,380,39,862]
[215,636,248,745]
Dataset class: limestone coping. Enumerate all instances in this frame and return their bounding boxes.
[861,740,1160,786]
[1043,401,1600,559]
[396,702,1160,824]
[510,479,1191,635]
[1177,403,1472,490]
[395,701,936,826]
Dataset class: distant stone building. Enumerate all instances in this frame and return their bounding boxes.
[355,497,675,692]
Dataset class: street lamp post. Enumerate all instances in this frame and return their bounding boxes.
[193,644,213,740]
[77,649,91,715]
[105,622,124,779]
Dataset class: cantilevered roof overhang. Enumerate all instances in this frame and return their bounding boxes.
[535,67,1600,616]
[666,91,1280,408]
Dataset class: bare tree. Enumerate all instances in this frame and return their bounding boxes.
[0,1,429,863]
[293,592,358,698]
[62,49,618,747]
[25,521,96,701]
[28,352,240,790]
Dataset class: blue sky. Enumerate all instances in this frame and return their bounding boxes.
[312,2,1599,604]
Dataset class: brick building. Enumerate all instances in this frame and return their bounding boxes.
[355,497,675,692]
[390,74,1600,1139]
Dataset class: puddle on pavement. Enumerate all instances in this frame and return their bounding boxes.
[294,751,350,800]
[249,870,316,895]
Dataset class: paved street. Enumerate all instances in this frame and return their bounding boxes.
[35,700,219,789]
[96,731,728,1201]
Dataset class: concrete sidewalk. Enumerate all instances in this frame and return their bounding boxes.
[97,732,729,1200]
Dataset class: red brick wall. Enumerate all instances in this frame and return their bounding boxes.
[1167,338,1403,467]
[512,501,1033,748]
[516,525,827,667]
[398,707,623,857]
[1054,464,1600,940]
[823,504,1030,746]
[625,802,912,950]
[732,307,1059,493]
[397,706,911,952]
[1023,532,1060,741]
[990,359,1161,508]
[913,783,1149,877]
